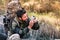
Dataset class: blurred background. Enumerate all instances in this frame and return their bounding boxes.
[0,0,60,39]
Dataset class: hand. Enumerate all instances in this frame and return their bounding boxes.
[33,18,38,23]
[28,20,34,29]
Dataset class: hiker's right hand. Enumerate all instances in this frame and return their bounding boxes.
[28,20,34,29]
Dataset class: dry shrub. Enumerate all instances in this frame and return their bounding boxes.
[22,0,52,13]
[22,2,30,11]
[33,4,46,13]
[22,1,47,12]
[50,1,60,17]
[51,1,60,11]
[22,0,60,13]
[5,0,60,13]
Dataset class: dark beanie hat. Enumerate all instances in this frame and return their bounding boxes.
[16,8,26,17]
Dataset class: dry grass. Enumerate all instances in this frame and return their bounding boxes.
[27,12,60,38]
[28,12,60,31]
[20,0,60,14]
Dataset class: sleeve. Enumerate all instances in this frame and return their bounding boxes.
[32,21,40,30]
[19,27,29,38]
[12,25,30,38]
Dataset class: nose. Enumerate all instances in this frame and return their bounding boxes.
[26,16,28,19]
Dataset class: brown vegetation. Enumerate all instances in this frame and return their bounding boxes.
[20,0,60,13]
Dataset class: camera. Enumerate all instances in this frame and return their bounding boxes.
[30,16,39,30]
[31,16,36,20]
[3,16,10,24]
[3,16,11,30]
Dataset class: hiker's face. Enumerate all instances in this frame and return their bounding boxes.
[10,13,15,18]
[8,9,16,18]
[19,13,28,21]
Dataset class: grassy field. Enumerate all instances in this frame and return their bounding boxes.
[28,12,60,31]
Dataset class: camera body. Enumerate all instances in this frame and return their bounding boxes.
[3,16,10,24]
[30,16,39,30]
[3,16,11,31]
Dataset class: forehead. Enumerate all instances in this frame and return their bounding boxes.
[22,13,27,17]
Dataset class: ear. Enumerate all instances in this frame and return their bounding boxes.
[19,17,22,20]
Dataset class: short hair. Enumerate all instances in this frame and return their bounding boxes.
[16,8,26,18]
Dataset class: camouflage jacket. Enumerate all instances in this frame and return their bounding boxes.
[12,18,39,38]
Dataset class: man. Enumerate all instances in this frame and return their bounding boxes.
[0,1,21,40]
[3,0,22,35]
[8,8,39,40]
